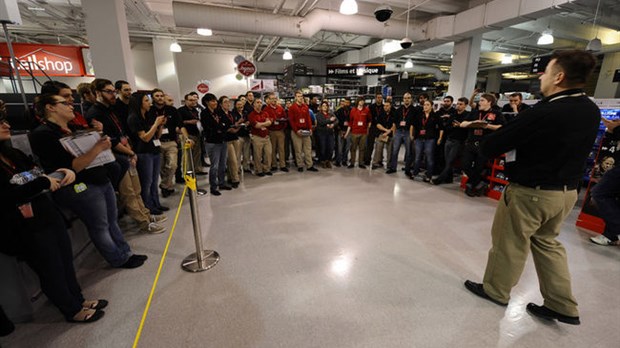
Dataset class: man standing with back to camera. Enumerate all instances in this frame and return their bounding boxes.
[464,50,600,326]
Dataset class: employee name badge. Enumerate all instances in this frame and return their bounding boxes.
[300,118,305,124]
[274,121,279,125]
[161,128,169,135]
[197,121,203,132]
[357,121,363,126]
[18,203,34,219]
[120,136,129,146]
[419,130,426,135]
[505,150,516,163]
[153,139,162,147]
[344,121,349,126]
[400,121,406,126]
[474,129,483,136]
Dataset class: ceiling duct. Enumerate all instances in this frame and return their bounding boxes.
[172,1,425,41]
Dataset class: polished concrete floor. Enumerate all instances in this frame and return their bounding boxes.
[2,166,619,348]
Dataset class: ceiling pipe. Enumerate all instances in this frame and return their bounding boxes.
[172,2,425,42]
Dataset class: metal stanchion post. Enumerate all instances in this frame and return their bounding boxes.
[181,143,219,272]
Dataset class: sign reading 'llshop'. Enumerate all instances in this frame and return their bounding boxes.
[327,64,386,77]
[0,43,92,77]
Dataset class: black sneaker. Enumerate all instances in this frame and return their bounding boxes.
[157,206,170,212]
[347,164,354,169]
[119,256,144,269]
[307,167,318,172]
[220,185,233,190]
[132,254,148,261]
[280,167,289,172]
[358,164,367,169]
[270,167,278,172]
[257,172,265,177]
[386,168,396,174]
[526,303,580,325]
[210,189,222,196]
[231,182,240,188]
[265,171,273,176]
[334,162,341,167]
[298,167,304,172]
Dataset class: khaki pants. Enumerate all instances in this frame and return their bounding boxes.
[226,140,240,183]
[270,130,286,169]
[239,136,251,171]
[372,137,393,167]
[159,140,178,190]
[187,135,202,172]
[292,131,313,169]
[350,134,367,166]
[251,135,272,174]
[482,184,579,316]
[118,169,150,225]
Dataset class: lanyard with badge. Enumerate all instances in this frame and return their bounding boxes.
[400,106,409,127]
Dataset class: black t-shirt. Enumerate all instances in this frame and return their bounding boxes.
[335,106,351,132]
[375,108,395,133]
[113,98,130,133]
[178,105,200,137]
[465,108,506,142]
[150,105,183,142]
[219,108,238,142]
[232,109,250,137]
[395,105,415,131]
[30,122,110,185]
[87,102,126,148]
[445,110,469,142]
[0,147,59,256]
[413,112,441,139]
[201,108,228,144]
[127,113,159,154]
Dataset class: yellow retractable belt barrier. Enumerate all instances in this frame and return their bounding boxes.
[133,141,197,348]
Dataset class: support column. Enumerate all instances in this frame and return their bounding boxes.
[82,0,135,85]
[152,38,181,103]
[485,69,502,94]
[594,52,620,99]
[447,34,482,99]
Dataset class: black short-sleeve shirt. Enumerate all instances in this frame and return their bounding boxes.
[127,113,159,154]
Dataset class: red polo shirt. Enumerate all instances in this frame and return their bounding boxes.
[248,109,271,138]
[349,106,371,135]
[265,104,287,131]
[288,102,312,132]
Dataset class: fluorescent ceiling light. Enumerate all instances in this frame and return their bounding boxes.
[501,54,513,64]
[197,28,213,36]
[282,48,293,60]
[170,42,182,52]
[537,30,554,45]
[339,0,358,15]
[404,59,413,69]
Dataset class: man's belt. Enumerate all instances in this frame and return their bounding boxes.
[517,183,578,191]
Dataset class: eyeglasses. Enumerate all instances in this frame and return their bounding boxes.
[101,89,117,95]
[54,100,73,106]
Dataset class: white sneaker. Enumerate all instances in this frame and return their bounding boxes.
[140,222,166,234]
[150,214,168,223]
[590,234,613,246]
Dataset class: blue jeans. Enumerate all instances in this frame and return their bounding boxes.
[591,165,620,241]
[54,181,131,267]
[317,131,335,162]
[390,129,411,171]
[205,142,227,189]
[136,152,162,212]
[335,132,350,165]
[438,138,463,181]
[413,138,436,176]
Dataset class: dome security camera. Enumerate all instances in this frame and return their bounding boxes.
[400,37,412,49]
[374,5,393,22]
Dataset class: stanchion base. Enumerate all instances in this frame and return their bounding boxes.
[181,250,219,273]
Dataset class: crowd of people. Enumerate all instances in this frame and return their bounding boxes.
[1,49,617,330]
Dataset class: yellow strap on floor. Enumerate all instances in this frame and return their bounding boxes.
[133,140,195,347]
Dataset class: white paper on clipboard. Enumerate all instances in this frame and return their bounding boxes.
[59,131,116,169]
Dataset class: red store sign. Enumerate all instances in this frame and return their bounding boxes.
[0,43,92,77]
[237,60,256,77]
